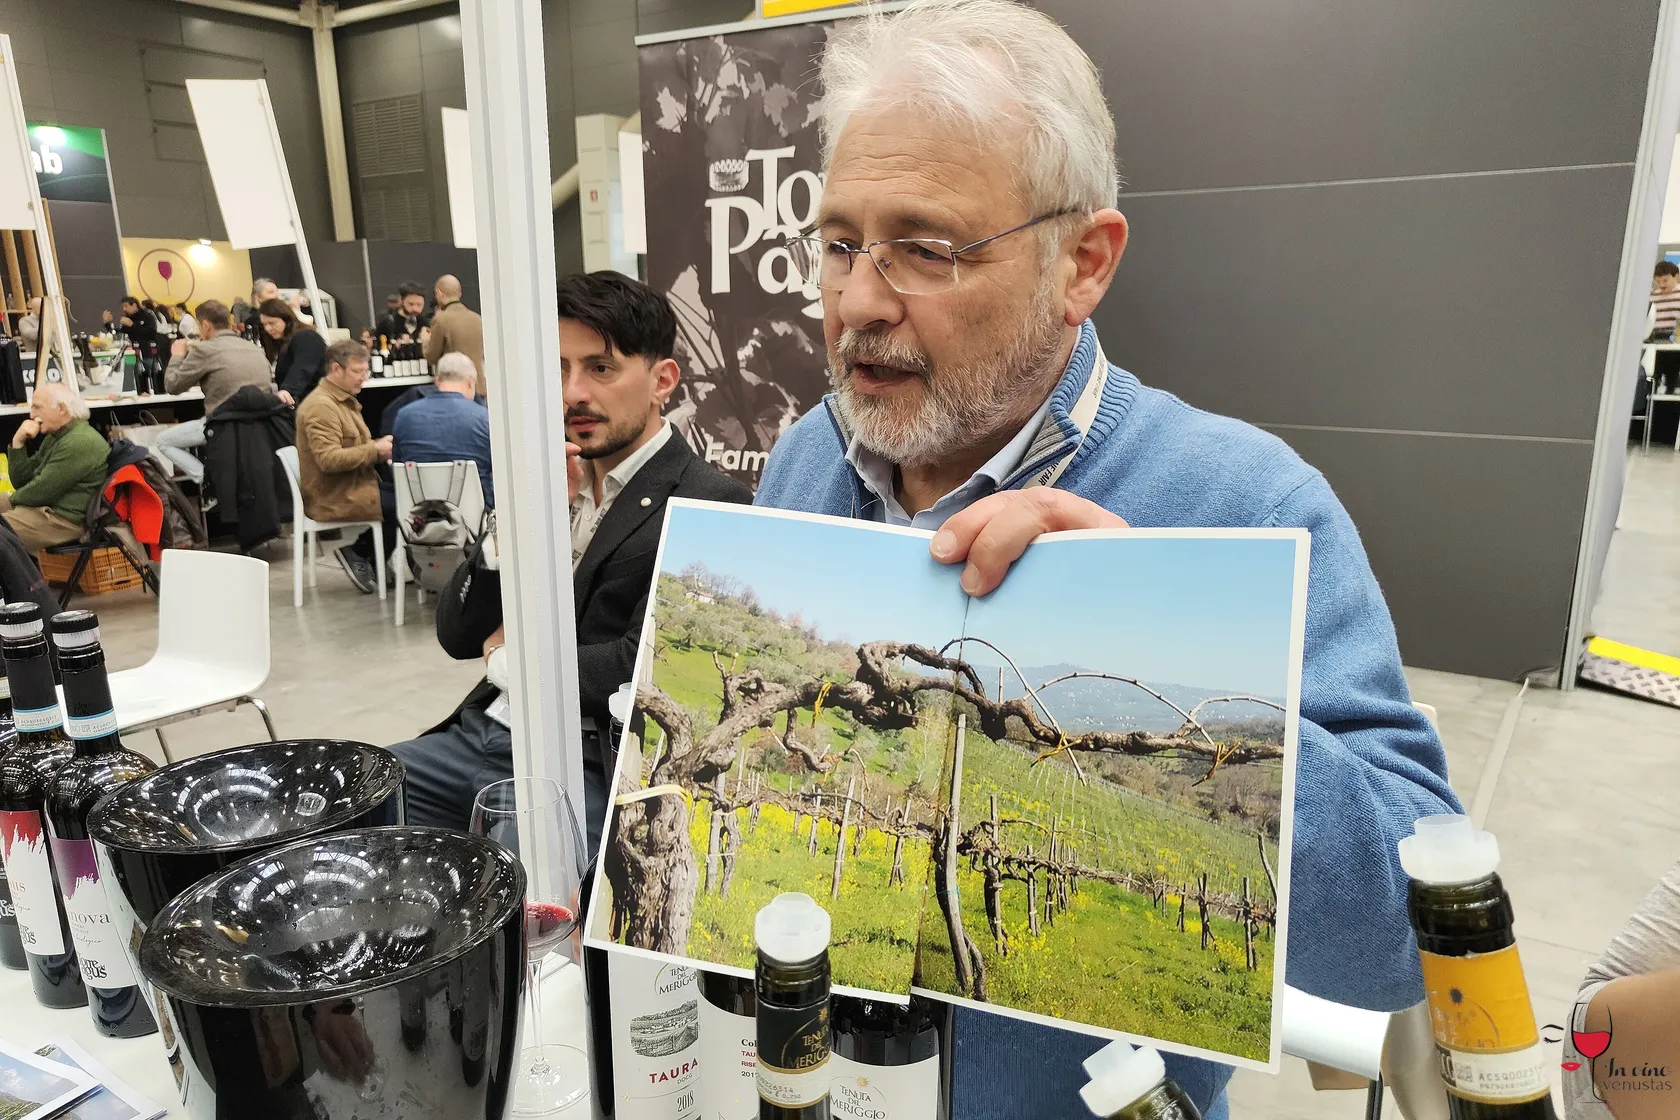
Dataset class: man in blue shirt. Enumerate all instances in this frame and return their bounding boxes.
[388,351,494,507]
[754,2,1460,1117]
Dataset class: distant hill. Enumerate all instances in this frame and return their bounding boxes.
[957,660,1285,733]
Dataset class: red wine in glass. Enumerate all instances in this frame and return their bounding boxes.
[1574,1006,1612,1060]
[525,901,577,960]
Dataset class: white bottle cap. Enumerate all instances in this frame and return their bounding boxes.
[1397,813,1500,885]
[1079,1041,1167,1117]
[754,892,831,965]
[607,682,635,727]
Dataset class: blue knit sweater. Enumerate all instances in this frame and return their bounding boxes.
[755,320,1461,1119]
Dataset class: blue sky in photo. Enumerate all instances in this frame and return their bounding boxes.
[659,504,968,650]
[961,534,1299,697]
[659,505,1299,696]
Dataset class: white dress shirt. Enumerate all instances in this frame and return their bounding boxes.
[570,420,673,569]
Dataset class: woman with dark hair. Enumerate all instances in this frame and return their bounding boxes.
[260,297,325,405]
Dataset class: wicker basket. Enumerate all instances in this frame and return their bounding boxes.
[37,547,146,595]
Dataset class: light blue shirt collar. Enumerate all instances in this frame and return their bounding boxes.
[843,393,1056,529]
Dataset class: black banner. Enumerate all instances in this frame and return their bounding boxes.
[639,20,834,488]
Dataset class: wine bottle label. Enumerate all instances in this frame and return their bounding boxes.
[46,833,135,988]
[828,1052,940,1119]
[756,1002,831,1108]
[1419,945,1548,1103]
[12,703,62,733]
[65,708,118,740]
[0,809,64,954]
[0,677,11,699]
[0,894,13,919]
[698,997,757,1119]
[608,952,702,1119]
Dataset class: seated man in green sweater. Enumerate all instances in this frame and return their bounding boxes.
[0,382,109,552]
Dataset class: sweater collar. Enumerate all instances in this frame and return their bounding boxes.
[825,317,1111,494]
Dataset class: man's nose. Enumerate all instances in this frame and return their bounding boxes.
[835,250,905,333]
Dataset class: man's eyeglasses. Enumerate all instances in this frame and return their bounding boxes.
[786,208,1083,296]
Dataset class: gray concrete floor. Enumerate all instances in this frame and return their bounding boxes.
[76,448,1680,1119]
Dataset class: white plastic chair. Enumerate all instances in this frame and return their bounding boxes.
[391,459,485,627]
[106,549,277,763]
[275,444,386,607]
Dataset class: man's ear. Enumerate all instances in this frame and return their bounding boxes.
[1063,208,1128,327]
[652,356,681,407]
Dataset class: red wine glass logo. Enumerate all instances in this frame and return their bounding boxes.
[1545,1002,1610,1099]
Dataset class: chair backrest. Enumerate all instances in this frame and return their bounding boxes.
[393,460,486,535]
[152,548,271,686]
[274,445,305,515]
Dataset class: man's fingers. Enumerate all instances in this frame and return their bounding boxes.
[931,490,1126,597]
[929,491,1019,565]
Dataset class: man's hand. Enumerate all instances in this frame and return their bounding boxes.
[276,389,295,407]
[119,315,133,327]
[483,625,505,662]
[566,441,584,502]
[170,338,189,359]
[419,326,431,344]
[11,418,40,448]
[373,435,394,461]
[930,489,1127,596]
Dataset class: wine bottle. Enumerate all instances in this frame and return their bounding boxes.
[828,996,951,1120]
[586,944,617,1119]
[1080,1041,1201,1119]
[0,672,24,971]
[1399,815,1556,1120]
[700,971,757,1119]
[606,952,702,1120]
[0,602,86,1008]
[369,339,384,377]
[43,610,157,1039]
[755,893,831,1120]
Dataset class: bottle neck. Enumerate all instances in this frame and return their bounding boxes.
[1,640,64,738]
[57,649,120,757]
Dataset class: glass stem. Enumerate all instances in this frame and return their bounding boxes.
[527,957,550,1075]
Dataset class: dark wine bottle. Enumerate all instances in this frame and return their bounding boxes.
[828,995,951,1120]
[1079,1041,1201,1119]
[0,674,24,971]
[755,893,831,1120]
[1399,815,1556,1120]
[0,602,86,1008]
[700,971,758,1120]
[42,610,157,1039]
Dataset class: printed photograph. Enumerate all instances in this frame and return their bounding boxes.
[0,1040,96,1120]
[912,531,1303,1066]
[590,502,967,995]
[34,1039,164,1120]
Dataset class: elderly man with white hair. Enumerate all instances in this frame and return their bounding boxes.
[755,1,1460,1116]
[1,381,109,551]
[388,351,494,507]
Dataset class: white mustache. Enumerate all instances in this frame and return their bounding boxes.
[834,330,932,378]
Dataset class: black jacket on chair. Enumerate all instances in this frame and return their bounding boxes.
[433,431,752,737]
[203,385,295,552]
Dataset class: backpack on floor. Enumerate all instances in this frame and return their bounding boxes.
[398,460,484,592]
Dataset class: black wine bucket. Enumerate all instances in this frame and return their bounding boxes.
[139,826,526,1120]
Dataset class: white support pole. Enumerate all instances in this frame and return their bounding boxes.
[0,37,73,385]
[460,0,586,817]
[305,0,357,242]
[255,82,328,339]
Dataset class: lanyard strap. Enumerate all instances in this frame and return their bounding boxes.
[1021,335,1108,491]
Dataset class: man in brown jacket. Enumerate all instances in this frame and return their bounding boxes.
[296,339,394,594]
[422,274,485,397]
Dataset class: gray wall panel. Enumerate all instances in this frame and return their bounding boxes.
[1098,165,1632,442]
[1040,0,1659,193]
[1265,426,1593,680]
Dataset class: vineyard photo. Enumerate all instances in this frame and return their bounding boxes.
[588,504,1304,1066]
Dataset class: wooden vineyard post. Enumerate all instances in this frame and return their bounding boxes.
[1045,820,1058,928]
[831,774,855,900]
[1198,872,1214,951]
[705,774,725,894]
[1257,831,1278,942]
[1178,883,1186,933]
[889,801,908,887]
[936,715,975,997]
[720,803,740,899]
[1025,843,1040,937]
[808,791,822,856]
[749,774,761,833]
[1243,876,1257,970]
[984,793,1007,956]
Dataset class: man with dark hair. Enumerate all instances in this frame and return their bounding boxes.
[377,281,431,344]
[390,271,751,852]
[296,339,395,593]
[159,299,277,487]
[1651,260,1680,342]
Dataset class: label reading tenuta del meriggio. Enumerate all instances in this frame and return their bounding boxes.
[756,1001,830,1108]
[608,952,702,1119]
[827,1052,940,1119]
[698,997,757,1119]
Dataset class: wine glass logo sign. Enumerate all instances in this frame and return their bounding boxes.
[137,249,196,307]
[1544,1002,1612,1099]
[704,147,824,319]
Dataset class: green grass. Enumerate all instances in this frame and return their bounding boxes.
[683,800,928,994]
[917,866,1275,1061]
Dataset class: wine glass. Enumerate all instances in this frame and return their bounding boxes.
[471,776,588,1114]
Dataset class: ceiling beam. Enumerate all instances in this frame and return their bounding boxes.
[334,0,455,26]
[173,0,306,25]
